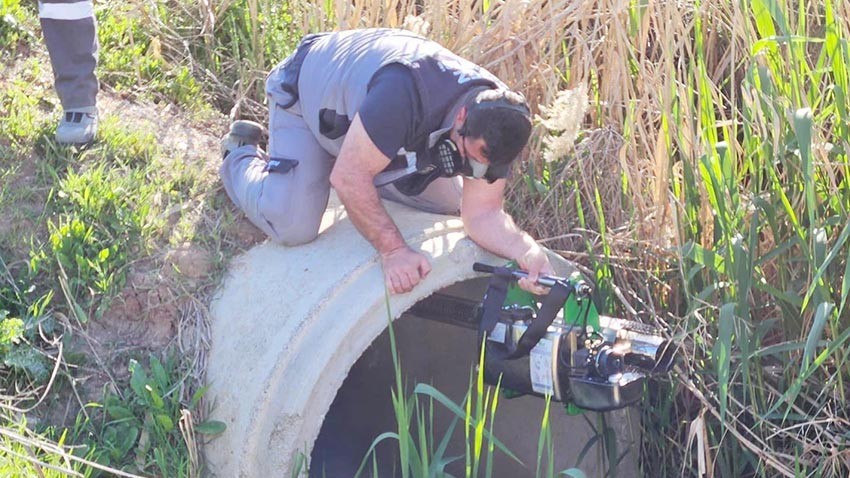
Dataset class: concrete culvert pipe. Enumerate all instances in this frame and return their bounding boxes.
[205,195,638,477]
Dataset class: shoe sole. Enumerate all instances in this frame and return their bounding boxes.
[230,120,264,143]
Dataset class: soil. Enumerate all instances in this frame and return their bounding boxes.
[1,52,268,425]
[68,93,266,417]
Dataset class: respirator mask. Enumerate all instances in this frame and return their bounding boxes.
[430,134,510,183]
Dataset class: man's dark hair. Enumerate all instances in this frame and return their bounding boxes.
[459,89,532,165]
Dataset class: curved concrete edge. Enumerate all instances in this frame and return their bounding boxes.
[204,196,578,476]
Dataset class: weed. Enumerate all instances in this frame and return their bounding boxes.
[0,62,53,148]
[0,410,93,477]
[95,2,206,110]
[0,0,36,57]
[0,256,54,386]
[346,302,595,478]
[69,354,224,477]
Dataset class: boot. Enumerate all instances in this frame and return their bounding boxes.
[221,120,265,159]
[56,106,98,144]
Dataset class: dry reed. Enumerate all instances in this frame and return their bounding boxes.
[96,0,850,475]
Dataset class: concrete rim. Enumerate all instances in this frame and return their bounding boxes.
[204,197,577,476]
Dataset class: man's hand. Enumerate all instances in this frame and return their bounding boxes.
[381,246,432,294]
[516,244,554,295]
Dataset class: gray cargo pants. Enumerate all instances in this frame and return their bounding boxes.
[38,0,99,109]
[220,65,463,246]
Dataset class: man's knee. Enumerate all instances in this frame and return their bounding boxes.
[266,224,320,246]
[257,197,322,246]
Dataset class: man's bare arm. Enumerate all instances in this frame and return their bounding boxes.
[329,114,431,293]
[461,176,553,294]
[330,115,405,253]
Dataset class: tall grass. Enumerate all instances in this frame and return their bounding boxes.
[263,1,850,475]
[350,310,592,478]
[5,0,850,475]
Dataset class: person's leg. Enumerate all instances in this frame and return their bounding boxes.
[38,0,99,143]
[378,177,463,215]
[220,102,333,246]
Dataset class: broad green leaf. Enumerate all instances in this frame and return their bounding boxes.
[106,405,135,421]
[191,384,210,408]
[146,385,165,410]
[802,222,850,311]
[840,244,850,318]
[154,413,174,432]
[195,420,227,435]
[683,242,726,274]
[750,0,778,41]
[0,316,24,345]
[150,355,169,391]
[3,346,49,381]
[129,360,149,400]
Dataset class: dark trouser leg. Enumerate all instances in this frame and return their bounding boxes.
[39,0,99,109]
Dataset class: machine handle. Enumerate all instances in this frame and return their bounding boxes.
[472,262,591,294]
[472,262,497,274]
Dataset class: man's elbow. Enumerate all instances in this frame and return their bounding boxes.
[329,166,345,191]
[462,211,485,241]
[329,163,367,196]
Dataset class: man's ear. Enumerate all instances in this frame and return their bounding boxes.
[454,106,467,129]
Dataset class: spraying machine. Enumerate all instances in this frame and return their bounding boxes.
[410,263,676,413]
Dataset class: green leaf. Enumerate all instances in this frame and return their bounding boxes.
[802,222,850,311]
[560,469,587,478]
[803,302,834,370]
[190,385,210,409]
[150,355,169,391]
[3,346,49,381]
[73,301,89,324]
[840,244,850,318]
[154,413,174,432]
[147,384,165,410]
[106,405,135,421]
[0,316,24,345]
[714,303,735,423]
[195,420,227,435]
[129,360,149,400]
[752,340,805,358]
[414,383,522,465]
[354,432,401,478]
[683,242,725,274]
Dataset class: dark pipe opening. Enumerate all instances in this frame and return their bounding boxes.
[310,279,625,477]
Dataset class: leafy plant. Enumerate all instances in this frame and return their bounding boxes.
[0,0,35,55]
[95,2,205,109]
[2,237,58,390]
[71,354,224,477]
[0,410,94,477]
